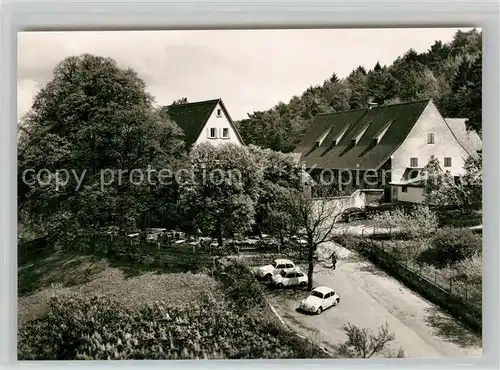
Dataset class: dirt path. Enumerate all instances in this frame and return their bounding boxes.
[266,242,482,358]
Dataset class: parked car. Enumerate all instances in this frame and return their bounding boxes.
[337,207,367,223]
[256,258,295,280]
[271,268,308,288]
[299,286,340,314]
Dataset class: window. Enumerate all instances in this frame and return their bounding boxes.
[222,128,229,138]
[276,264,285,269]
[324,292,331,299]
[216,108,222,117]
[444,157,452,167]
[410,157,418,167]
[311,291,323,299]
[209,127,217,138]
[427,133,435,144]
[287,273,296,278]
[402,186,408,193]
[285,263,294,269]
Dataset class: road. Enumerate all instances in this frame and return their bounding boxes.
[263,242,482,358]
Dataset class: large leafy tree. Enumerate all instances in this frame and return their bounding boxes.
[248,145,307,245]
[18,54,184,246]
[177,143,263,246]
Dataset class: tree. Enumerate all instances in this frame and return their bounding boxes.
[284,187,343,291]
[346,66,369,109]
[337,322,404,358]
[171,97,188,105]
[248,146,307,246]
[422,154,482,208]
[18,54,184,247]
[178,143,262,246]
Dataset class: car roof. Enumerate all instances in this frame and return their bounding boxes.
[274,259,294,264]
[312,286,334,294]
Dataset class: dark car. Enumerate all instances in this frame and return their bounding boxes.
[337,207,367,223]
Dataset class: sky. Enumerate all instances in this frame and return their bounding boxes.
[18,28,470,121]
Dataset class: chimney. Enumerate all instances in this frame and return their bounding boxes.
[368,102,378,110]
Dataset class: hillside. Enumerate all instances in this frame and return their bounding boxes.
[236,29,482,153]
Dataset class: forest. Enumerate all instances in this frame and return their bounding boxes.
[236,29,482,153]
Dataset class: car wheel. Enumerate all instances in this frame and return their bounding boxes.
[265,274,272,281]
[335,298,340,306]
[299,281,306,287]
[277,283,284,288]
[316,307,323,315]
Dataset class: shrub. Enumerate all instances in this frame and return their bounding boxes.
[214,260,264,312]
[336,322,404,358]
[18,295,329,360]
[426,228,482,266]
[369,205,439,239]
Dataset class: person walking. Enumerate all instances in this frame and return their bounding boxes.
[330,251,338,270]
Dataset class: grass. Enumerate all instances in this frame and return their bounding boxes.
[18,250,220,324]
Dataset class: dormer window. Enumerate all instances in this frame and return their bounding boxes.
[315,127,331,148]
[375,121,392,145]
[335,126,349,144]
[352,125,369,145]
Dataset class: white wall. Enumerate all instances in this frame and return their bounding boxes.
[391,101,470,183]
[394,185,425,203]
[194,102,243,146]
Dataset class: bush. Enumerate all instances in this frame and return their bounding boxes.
[369,205,439,239]
[425,228,482,266]
[18,295,329,360]
[214,260,264,313]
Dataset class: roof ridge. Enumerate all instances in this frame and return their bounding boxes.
[370,98,431,109]
[314,99,430,117]
[167,98,220,108]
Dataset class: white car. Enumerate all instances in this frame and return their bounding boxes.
[271,268,308,288]
[256,259,295,280]
[299,286,340,314]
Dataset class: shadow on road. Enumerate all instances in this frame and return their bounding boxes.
[357,262,390,277]
[424,307,482,348]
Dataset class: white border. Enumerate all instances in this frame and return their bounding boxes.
[1,0,499,369]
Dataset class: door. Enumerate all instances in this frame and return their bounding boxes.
[323,292,332,308]
[391,186,398,202]
[288,272,298,286]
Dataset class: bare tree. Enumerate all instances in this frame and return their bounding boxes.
[285,186,344,291]
[337,322,404,358]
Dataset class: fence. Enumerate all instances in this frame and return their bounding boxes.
[333,225,482,331]
[361,240,482,332]
[18,233,309,271]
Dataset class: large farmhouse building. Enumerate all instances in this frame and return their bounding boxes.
[294,99,482,203]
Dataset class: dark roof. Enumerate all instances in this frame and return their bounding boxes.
[294,99,431,170]
[165,98,244,147]
[444,118,482,158]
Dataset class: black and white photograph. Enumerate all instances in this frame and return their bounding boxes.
[17,28,482,360]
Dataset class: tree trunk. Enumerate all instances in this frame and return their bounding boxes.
[307,244,314,291]
[217,223,224,248]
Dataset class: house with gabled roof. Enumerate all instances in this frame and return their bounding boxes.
[165,98,245,148]
[294,99,482,203]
